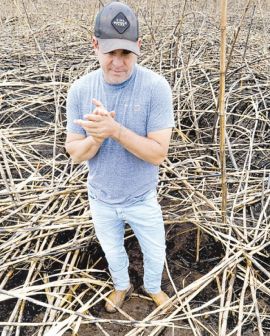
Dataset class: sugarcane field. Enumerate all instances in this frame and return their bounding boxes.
[0,0,269,335]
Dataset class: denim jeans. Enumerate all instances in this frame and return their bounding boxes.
[88,190,166,294]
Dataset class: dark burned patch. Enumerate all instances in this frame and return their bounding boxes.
[2,223,266,335]
[0,298,17,326]
[20,297,47,334]
[0,230,252,335]
[53,228,76,246]
[262,317,270,332]
[3,269,28,291]
[0,269,47,335]
[77,238,108,279]
[167,224,224,274]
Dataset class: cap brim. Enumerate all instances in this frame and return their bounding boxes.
[97,38,140,56]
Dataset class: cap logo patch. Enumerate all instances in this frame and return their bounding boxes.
[111,12,130,34]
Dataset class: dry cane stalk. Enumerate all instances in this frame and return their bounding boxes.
[218,0,228,334]
[219,0,228,229]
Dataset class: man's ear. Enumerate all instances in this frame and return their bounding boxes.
[92,36,99,54]
[137,38,142,49]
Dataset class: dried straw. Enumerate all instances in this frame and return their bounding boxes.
[0,0,269,335]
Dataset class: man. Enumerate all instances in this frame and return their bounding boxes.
[65,1,175,313]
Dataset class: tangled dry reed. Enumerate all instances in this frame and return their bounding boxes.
[0,0,269,335]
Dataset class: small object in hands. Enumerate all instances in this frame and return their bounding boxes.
[105,284,134,313]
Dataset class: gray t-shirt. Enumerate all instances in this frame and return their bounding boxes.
[66,64,175,205]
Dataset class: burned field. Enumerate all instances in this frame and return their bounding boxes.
[0,0,269,335]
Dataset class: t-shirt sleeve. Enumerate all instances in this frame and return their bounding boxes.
[66,83,86,136]
[146,77,175,133]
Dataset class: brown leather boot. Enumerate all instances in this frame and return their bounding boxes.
[105,284,134,313]
[142,287,170,307]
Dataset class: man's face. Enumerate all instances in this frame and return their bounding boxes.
[93,37,141,84]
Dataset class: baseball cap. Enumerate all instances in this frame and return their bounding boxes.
[94,1,140,56]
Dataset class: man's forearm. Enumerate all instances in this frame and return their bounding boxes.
[65,136,102,163]
[71,110,171,165]
[112,125,167,165]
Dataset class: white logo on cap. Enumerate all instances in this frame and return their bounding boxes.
[111,12,130,34]
[113,18,128,27]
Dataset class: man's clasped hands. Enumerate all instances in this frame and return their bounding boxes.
[74,98,120,144]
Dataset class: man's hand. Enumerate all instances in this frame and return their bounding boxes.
[73,98,172,165]
[92,98,116,118]
[74,98,118,143]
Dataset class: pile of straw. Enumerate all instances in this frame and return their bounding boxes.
[0,0,269,335]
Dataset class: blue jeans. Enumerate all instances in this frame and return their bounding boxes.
[89,190,166,294]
